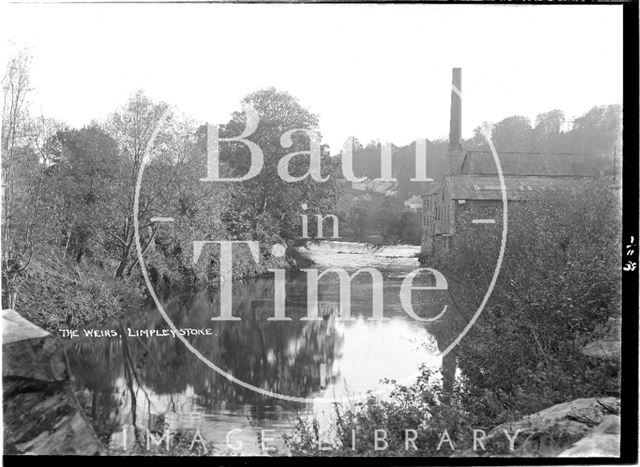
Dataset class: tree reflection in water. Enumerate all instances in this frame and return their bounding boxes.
[67,277,344,445]
[67,261,445,452]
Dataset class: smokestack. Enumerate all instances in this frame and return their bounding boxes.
[449,68,462,149]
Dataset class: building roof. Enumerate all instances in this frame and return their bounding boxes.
[441,175,592,201]
[460,151,596,177]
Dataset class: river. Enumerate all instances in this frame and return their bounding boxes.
[66,241,446,455]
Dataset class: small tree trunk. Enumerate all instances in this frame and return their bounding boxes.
[115,250,129,278]
[63,229,72,259]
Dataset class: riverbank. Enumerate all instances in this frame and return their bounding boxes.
[13,240,414,334]
[10,240,300,334]
[11,249,145,333]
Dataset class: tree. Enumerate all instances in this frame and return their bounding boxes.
[568,105,621,158]
[104,91,202,278]
[46,125,121,262]
[532,109,566,153]
[466,121,493,150]
[217,88,338,246]
[0,52,49,306]
[490,115,534,152]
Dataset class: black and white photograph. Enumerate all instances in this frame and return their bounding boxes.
[0,0,637,460]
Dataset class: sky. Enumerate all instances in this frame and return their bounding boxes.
[1,3,623,153]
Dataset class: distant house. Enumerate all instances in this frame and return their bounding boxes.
[352,178,397,196]
[421,68,596,258]
[403,195,423,212]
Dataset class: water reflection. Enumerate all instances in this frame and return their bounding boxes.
[67,247,445,455]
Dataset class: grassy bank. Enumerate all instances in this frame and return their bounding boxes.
[11,242,309,333]
[12,248,145,332]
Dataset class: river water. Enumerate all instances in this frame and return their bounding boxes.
[66,241,446,455]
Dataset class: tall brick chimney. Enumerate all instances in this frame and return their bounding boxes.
[449,68,462,149]
[448,67,465,175]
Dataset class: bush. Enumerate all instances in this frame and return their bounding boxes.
[285,367,476,456]
[434,180,621,422]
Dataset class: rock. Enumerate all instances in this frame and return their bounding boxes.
[3,309,50,344]
[3,329,67,385]
[558,433,619,458]
[594,414,621,435]
[582,339,620,360]
[3,309,106,455]
[559,415,620,457]
[457,397,620,457]
[581,317,621,360]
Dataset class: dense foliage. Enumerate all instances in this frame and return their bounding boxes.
[1,56,338,329]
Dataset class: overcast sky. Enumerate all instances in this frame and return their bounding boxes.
[1,3,623,153]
